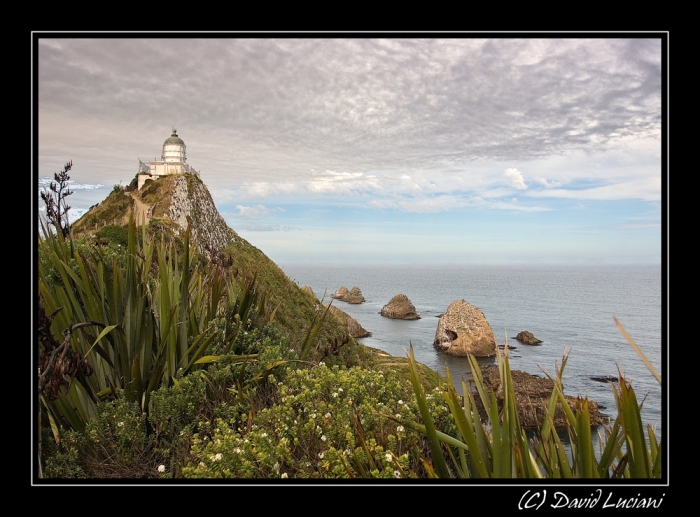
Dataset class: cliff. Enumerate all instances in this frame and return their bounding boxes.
[71,172,365,361]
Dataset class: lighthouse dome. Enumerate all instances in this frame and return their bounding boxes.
[164,129,185,146]
[162,128,186,163]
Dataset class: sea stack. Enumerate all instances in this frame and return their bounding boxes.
[434,300,497,357]
[343,286,365,304]
[380,294,420,320]
[332,286,349,299]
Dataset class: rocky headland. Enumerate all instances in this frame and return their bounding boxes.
[329,305,370,338]
[380,294,420,320]
[434,300,497,357]
[303,285,370,338]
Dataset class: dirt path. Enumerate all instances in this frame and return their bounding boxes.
[125,191,152,225]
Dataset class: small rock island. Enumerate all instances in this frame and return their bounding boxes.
[380,294,420,320]
[332,286,365,304]
[515,330,542,345]
[434,300,497,357]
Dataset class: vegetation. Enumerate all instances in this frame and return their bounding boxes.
[37,184,662,481]
[40,160,74,237]
[402,338,662,478]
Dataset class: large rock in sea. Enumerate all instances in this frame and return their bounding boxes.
[329,305,370,338]
[434,300,497,357]
[515,330,542,345]
[478,365,605,429]
[344,286,365,304]
[381,294,420,320]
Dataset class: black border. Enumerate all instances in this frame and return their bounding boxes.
[31,32,669,502]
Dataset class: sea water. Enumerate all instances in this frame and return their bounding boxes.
[280,264,664,434]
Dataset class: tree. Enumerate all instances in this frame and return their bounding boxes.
[41,161,73,237]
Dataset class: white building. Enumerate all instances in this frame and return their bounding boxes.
[137,128,199,190]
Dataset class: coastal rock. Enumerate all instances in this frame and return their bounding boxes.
[301,285,316,298]
[301,285,369,337]
[433,300,497,357]
[344,286,365,304]
[380,294,420,320]
[515,331,542,345]
[479,366,605,429]
[329,305,370,338]
[332,286,349,299]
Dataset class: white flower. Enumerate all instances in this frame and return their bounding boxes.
[397,425,405,433]
[394,470,401,478]
[319,362,325,366]
[234,448,241,454]
[338,388,343,392]
[321,435,327,442]
[210,453,222,462]
[311,413,316,419]
[318,452,324,459]
[198,462,206,468]
[117,422,124,427]
[332,392,338,398]
[385,453,392,462]
[324,412,331,419]
[281,473,288,479]
[261,433,268,438]
[157,464,166,473]
[398,400,404,405]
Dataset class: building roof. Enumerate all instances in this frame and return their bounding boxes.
[164,128,185,146]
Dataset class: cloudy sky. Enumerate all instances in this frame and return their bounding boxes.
[36,36,664,264]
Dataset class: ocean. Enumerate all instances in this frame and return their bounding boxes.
[280,264,664,433]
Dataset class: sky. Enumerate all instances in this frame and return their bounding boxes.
[35,35,665,265]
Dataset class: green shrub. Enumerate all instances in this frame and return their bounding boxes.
[182,364,453,479]
[96,224,129,246]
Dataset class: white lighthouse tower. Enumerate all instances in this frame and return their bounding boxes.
[138,128,199,190]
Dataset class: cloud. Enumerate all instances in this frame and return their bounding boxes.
[533,176,562,188]
[489,201,551,212]
[232,223,299,232]
[504,168,527,190]
[526,176,660,201]
[306,170,381,195]
[232,205,269,219]
[38,177,105,191]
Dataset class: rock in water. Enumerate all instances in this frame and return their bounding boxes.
[381,294,420,320]
[344,286,365,304]
[479,366,605,429]
[329,305,370,338]
[434,300,497,357]
[331,286,349,299]
[515,330,542,345]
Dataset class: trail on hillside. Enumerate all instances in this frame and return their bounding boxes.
[125,191,152,225]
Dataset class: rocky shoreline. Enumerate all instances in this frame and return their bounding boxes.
[322,284,604,430]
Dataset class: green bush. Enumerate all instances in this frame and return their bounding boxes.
[96,224,129,246]
[182,364,454,479]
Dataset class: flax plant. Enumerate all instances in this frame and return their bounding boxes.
[38,216,261,440]
[402,325,662,479]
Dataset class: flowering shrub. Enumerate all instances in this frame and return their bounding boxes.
[183,364,455,478]
[44,394,162,478]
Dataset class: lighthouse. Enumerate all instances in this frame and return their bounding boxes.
[137,128,199,190]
